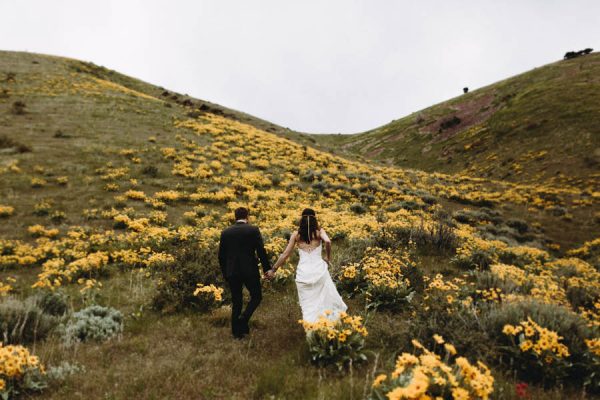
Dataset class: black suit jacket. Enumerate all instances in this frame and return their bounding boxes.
[218,222,270,279]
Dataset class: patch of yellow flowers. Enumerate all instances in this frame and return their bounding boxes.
[193,283,224,309]
[299,311,368,368]
[371,336,494,400]
[339,247,412,292]
[424,274,472,308]
[27,225,59,239]
[299,311,368,341]
[124,189,146,201]
[0,343,44,394]
[193,283,223,301]
[33,251,109,289]
[568,237,600,260]
[0,278,14,296]
[154,190,183,202]
[585,338,600,357]
[503,317,570,360]
[0,205,14,218]
[489,257,599,321]
[144,252,176,268]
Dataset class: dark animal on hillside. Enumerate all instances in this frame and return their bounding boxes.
[564,48,594,60]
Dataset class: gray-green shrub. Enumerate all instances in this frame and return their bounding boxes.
[61,305,123,346]
[0,295,59,344]
[37,290,70,316]
[46,361,85,383]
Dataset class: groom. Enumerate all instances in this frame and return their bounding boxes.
[218,207,271,339]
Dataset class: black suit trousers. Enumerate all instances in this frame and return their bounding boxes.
[227,273,262,335]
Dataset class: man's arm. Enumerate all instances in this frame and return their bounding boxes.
[218,231,227,278]
[254,227,271,273]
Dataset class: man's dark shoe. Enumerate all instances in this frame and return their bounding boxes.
[239,316,250,335]
[231,319,245,339]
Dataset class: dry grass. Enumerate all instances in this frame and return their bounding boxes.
[27,273,375,399]
[12,271,586,400]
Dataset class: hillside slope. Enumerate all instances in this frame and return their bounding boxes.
[0,51,599,399]
[0,50,314,146]
[312,53,600,188]
[1,51,596,248]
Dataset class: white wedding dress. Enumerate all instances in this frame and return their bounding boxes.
[295,242,347,323]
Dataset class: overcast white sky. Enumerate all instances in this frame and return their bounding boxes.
[1,1,598,133]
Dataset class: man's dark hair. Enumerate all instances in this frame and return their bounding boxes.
[234,207,249,220]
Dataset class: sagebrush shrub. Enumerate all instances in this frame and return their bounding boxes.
[0,296,59,344]
[374,221,458,253]
[453,208,502,225]
[420,194,438,205]
[0,134,31,153]
[36,290,70,316]
[60,305,123,346]
[506,218,529,234]
[45,361,85,383]
[349,203,367,214]
[474,270,531,296]
[141,165,159,177]
[311,181,327,193]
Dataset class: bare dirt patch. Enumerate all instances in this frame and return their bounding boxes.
[421,93,498,143]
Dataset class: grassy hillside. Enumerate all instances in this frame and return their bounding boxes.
[0,51,599,399]
[312,53,600,188]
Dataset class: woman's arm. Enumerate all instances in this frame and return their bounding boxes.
[320,228,332,265]
[270,232,297,272]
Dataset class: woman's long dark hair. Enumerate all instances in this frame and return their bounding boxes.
[298,208,319,244]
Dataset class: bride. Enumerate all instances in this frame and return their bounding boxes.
[267,208,347,323]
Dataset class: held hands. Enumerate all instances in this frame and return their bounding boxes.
[264,269,276,280]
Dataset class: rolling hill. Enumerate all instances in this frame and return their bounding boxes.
[312,52,600,189]
[0,50,599,399]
